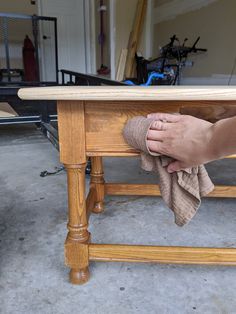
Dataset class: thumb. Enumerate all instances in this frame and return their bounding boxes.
[167,161,183,173]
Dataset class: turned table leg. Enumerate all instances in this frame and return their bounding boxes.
[65,163,90,284]
[90,156,105,213]
[57,100,90,284]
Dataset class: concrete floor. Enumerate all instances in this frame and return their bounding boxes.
[0,125,236,314]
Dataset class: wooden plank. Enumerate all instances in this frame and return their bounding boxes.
[57,100,86,164]
[125,0,148,78]
[18,86,236,101]
[87,151,236,158]
[208,185,236,197]
[87,151,139,157]
[116,48,128,81]
[89,244,236,265]
[0,102,18,117]
[87,152,236,158]
[105,183,236,198]
[105,183,160,195]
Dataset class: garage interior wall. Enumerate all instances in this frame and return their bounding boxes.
[0,0,37,69]
[0,0,37,14]
[2,0,235,84]
[153,0,236,84]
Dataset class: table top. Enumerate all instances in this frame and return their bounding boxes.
[18,86,236,101]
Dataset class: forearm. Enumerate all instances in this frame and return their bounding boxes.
[211,116,236,159]
[146,113,236,172]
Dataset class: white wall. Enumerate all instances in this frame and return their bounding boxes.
[152,0,236,85]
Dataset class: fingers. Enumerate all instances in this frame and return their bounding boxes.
[147,129,165,141]
[147,113,181,123]
[150,120,171,131]
[147,140,164,154]
[167,161,184,173]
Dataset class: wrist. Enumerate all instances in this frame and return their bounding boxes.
[206,123,221,161]
[209,120,228,160]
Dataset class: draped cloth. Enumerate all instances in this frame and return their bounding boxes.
[123,116,214,226]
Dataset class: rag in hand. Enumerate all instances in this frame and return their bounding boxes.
[123,116,214,226]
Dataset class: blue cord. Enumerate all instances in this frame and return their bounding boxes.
[124,72,164,86]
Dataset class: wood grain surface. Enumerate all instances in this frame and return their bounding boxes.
[18,86,236,101]
[105,183,236,198]
[57,100,86,164]
[85,101,236,154]
[89,244,236,265]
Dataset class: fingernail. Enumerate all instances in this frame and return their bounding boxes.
[167,168,174,173]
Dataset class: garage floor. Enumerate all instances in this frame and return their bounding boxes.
[1,125,236,314]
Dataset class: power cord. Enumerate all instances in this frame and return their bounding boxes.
[40,166,64,177]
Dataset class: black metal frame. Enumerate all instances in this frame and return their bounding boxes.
[0,87,56,123]
[0,12,59,85]
[0,72,127,150]
[61,69,126,86]
[0,73,127,176]
[0,73,126,124]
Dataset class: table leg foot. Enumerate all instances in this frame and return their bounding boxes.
[70,267,90,285]
[92,201,104,214]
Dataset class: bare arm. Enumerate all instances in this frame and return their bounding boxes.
[211,116,236,159]
[146,113,236,173]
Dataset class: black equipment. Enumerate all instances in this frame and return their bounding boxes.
[136,34,207,85]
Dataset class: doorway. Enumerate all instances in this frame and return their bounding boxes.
[38,0,89,82]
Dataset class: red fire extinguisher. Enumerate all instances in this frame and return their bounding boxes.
[23,35,39,82]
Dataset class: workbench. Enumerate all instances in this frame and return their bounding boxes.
[18,86,236,285]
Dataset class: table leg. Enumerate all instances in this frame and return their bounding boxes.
[57,100,90,284]
[65,163,90,284]
[90,156,105,213]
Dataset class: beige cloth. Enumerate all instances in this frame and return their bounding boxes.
[123,116,214,226]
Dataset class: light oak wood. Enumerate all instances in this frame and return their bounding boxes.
[18,86,236,101]
[84,101,190,154]
[90,157,105,213]
[57,101,86,164]
[0,102,18,117]
[85,101,236,154]
[89,244,236,265]
[17,86,236,285]
[116,48,128,81]
[86,186,96,220]
[65,164,90,285]
[87,152,236,158]
[125,0,148,78]
[87,151,140,157]
[57,100,90,284]
[105,183,236,198]
[180,104,236,122]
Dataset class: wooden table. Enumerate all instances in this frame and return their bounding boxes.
[18,86,236,285]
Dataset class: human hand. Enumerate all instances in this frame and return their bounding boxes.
[146,113,215,173]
